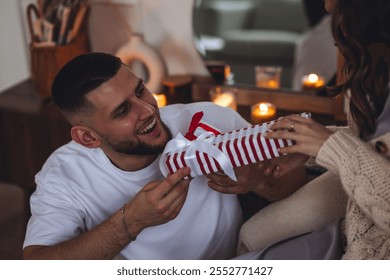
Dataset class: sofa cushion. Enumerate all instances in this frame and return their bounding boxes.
[197,0,255,36]
[251,0,308,33]
[219,29,302,65]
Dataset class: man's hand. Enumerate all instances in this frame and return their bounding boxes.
[23,167,192,260]
[125,167,192,236]
[263,153,309,178]
[207,158,308,202]
[206,162,267,194]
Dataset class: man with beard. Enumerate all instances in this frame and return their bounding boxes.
[21,52,249,260]
[23,53,304,260]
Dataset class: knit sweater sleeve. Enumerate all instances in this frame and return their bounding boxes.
[326,125,349,133]
[305,126,349,167]
[316,130,390,232]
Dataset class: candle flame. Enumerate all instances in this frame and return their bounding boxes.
[308,73,319,83]
[259,103,269,113]
[251,102,276,123]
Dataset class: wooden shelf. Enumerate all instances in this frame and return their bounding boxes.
[192,79,346,121]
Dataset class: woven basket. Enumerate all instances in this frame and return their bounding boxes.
[30,29,90,99]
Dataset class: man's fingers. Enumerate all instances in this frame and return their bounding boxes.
[207,173,234,185]
[168,166,191,184]
[165,191,188,218]
[165,166,191,187]
[144,167,191,198]
[160,167,191,200]
[207,179,247,194]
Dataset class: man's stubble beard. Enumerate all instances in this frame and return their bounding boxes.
[103,120,173,156]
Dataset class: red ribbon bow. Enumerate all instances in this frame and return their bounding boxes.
[184,111,221,141]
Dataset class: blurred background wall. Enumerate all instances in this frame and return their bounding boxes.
[0,0,206,93]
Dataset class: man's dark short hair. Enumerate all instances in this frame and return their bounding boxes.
[52,52,122,113]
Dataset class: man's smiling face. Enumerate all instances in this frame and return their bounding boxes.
[85,65,172,157]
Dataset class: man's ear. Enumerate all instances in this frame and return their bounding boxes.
[70,126,101,148]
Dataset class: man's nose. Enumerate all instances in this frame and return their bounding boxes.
[134,99,155,120]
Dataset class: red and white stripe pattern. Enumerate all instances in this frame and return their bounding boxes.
[164,112,310,177]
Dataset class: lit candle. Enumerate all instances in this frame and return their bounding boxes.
[256,79,280,89]
[210,88,237,111]
[255,66,282,89]
[153,93,167,107]
[251,102,277,124]
[301,73,325,90]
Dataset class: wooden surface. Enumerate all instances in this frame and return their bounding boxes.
[0,80,71,197]
[192,78,347,122]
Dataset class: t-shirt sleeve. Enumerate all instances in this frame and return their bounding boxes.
[23,175,86,248]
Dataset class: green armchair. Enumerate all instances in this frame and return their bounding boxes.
[195,0,309,87]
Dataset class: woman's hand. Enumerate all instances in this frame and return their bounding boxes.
[265,114,334,158]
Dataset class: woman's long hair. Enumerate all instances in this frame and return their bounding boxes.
[331,0,390,139]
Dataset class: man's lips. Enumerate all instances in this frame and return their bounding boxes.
[136,118,157,135]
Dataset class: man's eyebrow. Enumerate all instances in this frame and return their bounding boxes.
[109,78,144,119]
[110,100,128,119]
[135,78,144,91]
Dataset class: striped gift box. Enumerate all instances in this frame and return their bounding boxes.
[160,112,310,180]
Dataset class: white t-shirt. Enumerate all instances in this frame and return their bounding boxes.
[24,102,249,259]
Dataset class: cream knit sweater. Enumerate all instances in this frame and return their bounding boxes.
[316,129,390,259]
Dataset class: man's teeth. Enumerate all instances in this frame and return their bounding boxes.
[137,119,157,134]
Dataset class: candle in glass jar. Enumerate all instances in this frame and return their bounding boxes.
[255,66,282,89]
[153,93,167,107]
[251,102,276,124]
[210,88,237,111]
[301,73,325,90]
